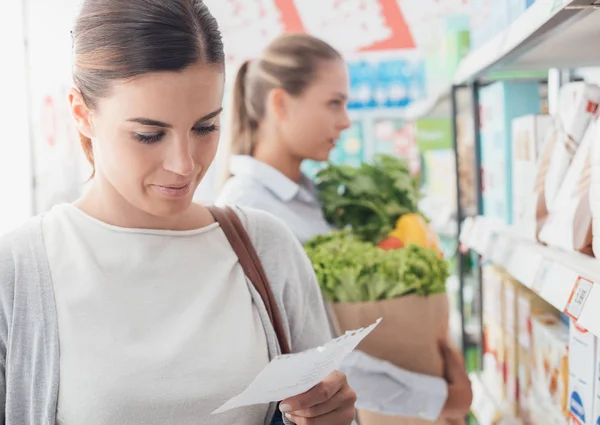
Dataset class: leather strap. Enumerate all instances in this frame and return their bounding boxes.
[207,206,291,355]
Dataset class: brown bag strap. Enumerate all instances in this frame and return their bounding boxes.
[207,206,291,355]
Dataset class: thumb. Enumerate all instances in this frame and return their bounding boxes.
[439,340,465,382]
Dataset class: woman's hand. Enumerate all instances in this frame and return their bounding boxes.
[439,341,473,419]
[279,371,357,424]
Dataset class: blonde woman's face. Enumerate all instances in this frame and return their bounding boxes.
[71,62,224,218]
[279,59,351,162]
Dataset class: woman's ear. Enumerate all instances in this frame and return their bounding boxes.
[267,87,290,121]
[68,87,95,138]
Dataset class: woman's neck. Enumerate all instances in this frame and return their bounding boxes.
[252,134,303,183]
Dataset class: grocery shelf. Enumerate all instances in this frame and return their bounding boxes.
[461,216,600,339]
[470,374,522,425]
[455,0,600,84]
[406,0,600,124]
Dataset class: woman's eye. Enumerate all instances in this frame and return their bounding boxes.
[192,125,219,137]
[134,132,164,144]
[329,100,343,109]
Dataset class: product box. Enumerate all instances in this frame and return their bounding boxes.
[568,322,598,425]
[480,81,541,225]
[516,288,557,421]
[531,313,570,424]
[504,278,519,415]
[512,114,553,231]
[593,341,600,425]
[539,123,596,256]
[482,267,507,402]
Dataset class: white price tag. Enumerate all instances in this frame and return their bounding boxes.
[531,260,552,293]
[565,278,594,321]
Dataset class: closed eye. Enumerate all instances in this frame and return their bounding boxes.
[134,125,219,144]
[135,132,164,144]
[192,124,219,137]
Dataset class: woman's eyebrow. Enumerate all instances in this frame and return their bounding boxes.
[126,107,224,128]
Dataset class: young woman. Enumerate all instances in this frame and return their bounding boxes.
[0,2,357,425]
[217,34,473,420]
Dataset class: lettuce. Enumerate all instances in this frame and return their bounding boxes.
[304,231,448,303]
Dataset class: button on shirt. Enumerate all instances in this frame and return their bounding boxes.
[216,156,333,245]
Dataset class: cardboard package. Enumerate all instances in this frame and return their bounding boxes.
[530,314,570,424]
[593,340,600,425]
[503,278,519,416]
[527,83,600,241]
[539,122,596,256]
[590,116,600,258]
[516,289,557,422]
[482,267,506,402]
[512,114,552,235]
[331,294,459,425]
[568,322,598,425]
[479,81,541,225]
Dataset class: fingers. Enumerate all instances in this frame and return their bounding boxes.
[291,385,357,419]
[439,340,466,383]
[281,371,347,413]
[285,405,357,425]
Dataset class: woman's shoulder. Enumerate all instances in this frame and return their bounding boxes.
[233,206,301,253]
[216,175,275,208]
[0,216,44,293]
[0,216,43,255]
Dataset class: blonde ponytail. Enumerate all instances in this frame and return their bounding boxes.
[230,60,259,156]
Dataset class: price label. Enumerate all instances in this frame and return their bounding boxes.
[532,260,552,293]
[565,278,594,320]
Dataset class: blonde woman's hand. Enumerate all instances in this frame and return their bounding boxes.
[439,341,473,419]
[279,371,357,424]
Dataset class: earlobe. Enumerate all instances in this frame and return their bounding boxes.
[68,87,95,138]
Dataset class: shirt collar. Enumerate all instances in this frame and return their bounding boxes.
[230,155,316,202]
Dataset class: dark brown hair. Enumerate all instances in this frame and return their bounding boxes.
[230,33,342,156]
[72,0,225,176]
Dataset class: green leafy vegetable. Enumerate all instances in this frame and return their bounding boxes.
[304,231,448,303]
[315,154,421,244]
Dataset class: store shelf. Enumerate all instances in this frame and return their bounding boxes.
[461,216,600,339]
[405,0,600,123]
[470,374,522,425]
[455,0,600,84]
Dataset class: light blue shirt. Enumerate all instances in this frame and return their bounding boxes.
[216,156,333,245]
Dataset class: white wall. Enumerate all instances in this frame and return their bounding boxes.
[0,1,33,235]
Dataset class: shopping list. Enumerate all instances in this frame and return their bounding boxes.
[212,318,382,414]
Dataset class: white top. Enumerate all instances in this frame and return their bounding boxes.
[216,155,332,245]
[42,204,270,425]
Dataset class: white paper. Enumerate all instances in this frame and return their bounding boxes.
[340,350,447,420]
[212,318,381,415]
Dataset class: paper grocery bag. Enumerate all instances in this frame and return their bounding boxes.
[332,294,463,425]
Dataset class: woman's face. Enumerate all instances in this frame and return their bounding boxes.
[277,59,351,162]
[70,62,224,218]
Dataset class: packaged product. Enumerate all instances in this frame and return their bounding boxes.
[568,322,598,425]
[480,81,541,225]
[482,267,506,401]
[531,83,600,240]
[512,115,552,232]
[590,117,600,257]
[516,288,556,422]
[531,313,570,423]
[504,278,519,416]
[592,340,600,425]
[539,122,596,256]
